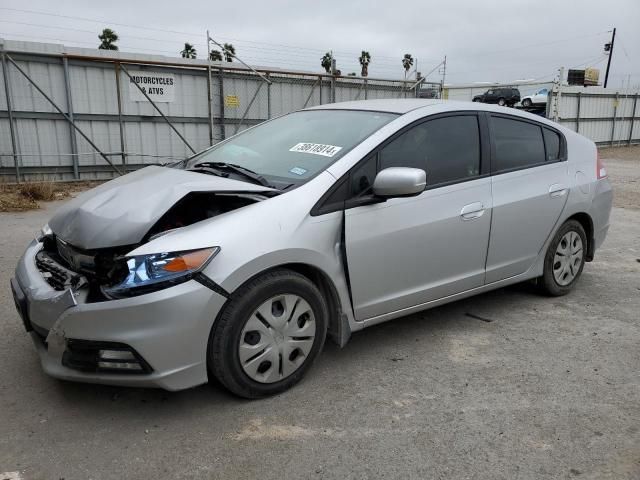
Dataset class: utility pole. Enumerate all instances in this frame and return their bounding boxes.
[604,27,616,88]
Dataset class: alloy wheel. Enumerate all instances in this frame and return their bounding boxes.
[238,294,316,383]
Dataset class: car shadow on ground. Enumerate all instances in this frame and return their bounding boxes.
[43,281,542,413]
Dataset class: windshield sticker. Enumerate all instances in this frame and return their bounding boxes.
[289,166,308,176]
[289,143,343,158]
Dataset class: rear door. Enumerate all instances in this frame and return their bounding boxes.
[342,113,493,320]
[485,114,569,283]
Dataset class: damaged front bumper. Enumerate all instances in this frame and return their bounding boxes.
[12,239,227,391]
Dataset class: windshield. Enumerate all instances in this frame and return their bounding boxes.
[185,109,397,189]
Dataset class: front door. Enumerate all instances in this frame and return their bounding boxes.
[344,113,493,321]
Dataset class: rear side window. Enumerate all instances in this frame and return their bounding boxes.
[543,128,562,161]
[491,116,545,172]
[379,115,480,186]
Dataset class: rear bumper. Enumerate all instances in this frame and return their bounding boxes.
[591,177,613,251]
[12,239,227,391]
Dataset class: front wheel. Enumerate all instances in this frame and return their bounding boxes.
[522,98,532,107]
[538,220,587,296]
[208,269,328,398]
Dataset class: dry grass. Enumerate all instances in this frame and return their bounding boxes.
[17,181,58,201]
[0,180,103,212]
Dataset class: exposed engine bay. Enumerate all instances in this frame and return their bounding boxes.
[36,192,263,300]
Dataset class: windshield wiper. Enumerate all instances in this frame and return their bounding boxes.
[190,162,273,188]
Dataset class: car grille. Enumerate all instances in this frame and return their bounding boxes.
[56,237,97,275]
[35,250,79,291]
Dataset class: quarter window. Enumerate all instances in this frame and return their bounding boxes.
[492,116,546,171]
[379,115,481,186]
[543,128,562,161]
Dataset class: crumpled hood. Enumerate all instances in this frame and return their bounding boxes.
[49,166,274,250]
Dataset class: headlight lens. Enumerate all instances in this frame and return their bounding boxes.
[102,247,219,298]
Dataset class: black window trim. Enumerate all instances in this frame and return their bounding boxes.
[311,110,489,216]
[487,112,567,176]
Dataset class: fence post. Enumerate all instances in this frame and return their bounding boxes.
[114,63,127,169]
[364,78,368,100]
[2,51,21,182]
[575,92,581,134]
[628,94,638,145]
[62,57,79,179]
[330,75,335,103]
[318,76,323,105]
[611,92,618,146]
[218,67,226,140]
[267,73,271,119]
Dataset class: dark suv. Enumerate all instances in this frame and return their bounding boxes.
[473,87,521,107]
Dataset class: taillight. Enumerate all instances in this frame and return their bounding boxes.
[596,151,607,179]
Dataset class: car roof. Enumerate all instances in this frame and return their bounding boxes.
[304,99,562,129]
[305,99,444,114]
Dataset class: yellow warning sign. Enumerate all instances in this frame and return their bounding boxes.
[225,95,240,107]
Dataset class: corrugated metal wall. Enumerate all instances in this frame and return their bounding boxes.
[552,86,640,145]
[0,41,416,182]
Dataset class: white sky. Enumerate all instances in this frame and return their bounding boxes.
[0,0,638,86]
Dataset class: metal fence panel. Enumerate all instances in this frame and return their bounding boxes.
[7,40,638,181]
[552,86,640,145]
[10,59,67,113]
[69,62,119,115]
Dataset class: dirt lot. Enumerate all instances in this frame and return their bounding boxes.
[0,147,638,480]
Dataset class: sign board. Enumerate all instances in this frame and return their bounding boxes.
[128,71,175,102]
[584,67,600,86]
[225,95,240,107]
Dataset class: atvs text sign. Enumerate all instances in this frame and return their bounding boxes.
[128,71,175,102]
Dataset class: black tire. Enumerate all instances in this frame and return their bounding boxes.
[208,269,328,398]
[498,98,506,106]
[522,98,532,107]
[538,220,587,296]
[473,98,480,102]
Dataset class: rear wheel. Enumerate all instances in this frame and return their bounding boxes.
[538,220,587,296]
[498,98,506,106]
[208,269,328,398]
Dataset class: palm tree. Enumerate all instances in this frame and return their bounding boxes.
[98,28,119,50]
[321,52,332,74]
[402,54,414,79]
[359,51,371,77]
[223,43,235,62]
[209,50,223,61]
[181,43,197,59]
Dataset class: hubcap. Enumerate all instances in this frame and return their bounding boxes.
[553,231,583,286]
[238,294,316,383]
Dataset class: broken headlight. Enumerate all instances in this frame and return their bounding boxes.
[101,247,219,298]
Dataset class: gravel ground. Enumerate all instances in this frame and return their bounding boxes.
[0,147,638,480]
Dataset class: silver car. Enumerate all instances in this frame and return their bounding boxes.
[11,100,613,398]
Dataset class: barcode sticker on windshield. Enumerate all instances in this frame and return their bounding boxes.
[289,143,343,158]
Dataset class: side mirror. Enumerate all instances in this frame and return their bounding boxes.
[372,167,426,198]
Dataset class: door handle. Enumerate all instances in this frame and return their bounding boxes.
[549,184,568,198]
[460,202,485,220]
